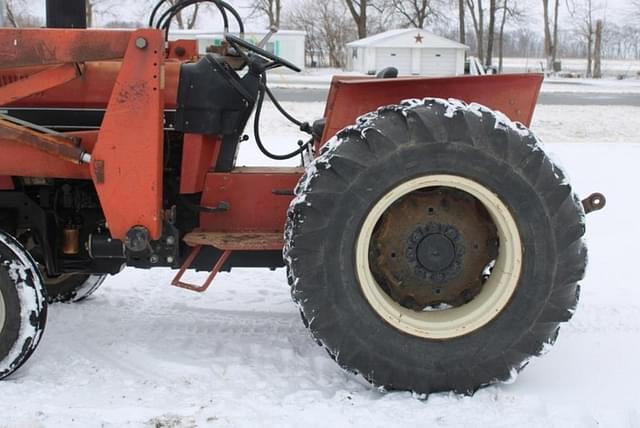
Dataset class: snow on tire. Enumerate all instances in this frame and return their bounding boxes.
[0,230,47,380]
[284,98,587,395]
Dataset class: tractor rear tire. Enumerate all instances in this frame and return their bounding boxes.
[44,273,106,303]
[0,230,48,380]
[285,99,587,395]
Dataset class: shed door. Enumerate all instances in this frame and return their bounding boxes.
[375,48,412,75]
[420,49,458,76]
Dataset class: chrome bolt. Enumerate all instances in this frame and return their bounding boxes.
[150,255,159,264]
[166,236,176,245]
[135,37,148,49]
[166,256,175,264]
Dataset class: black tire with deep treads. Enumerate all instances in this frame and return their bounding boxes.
[284,99,587,395]
[0,230,48,380]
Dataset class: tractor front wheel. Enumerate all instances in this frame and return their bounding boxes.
[0,230,47,380]
[285,99,587,394]
[43,273,107,303]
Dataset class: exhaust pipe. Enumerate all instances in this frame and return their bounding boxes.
[46,0,87,29]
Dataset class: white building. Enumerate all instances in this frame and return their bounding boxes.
[347,29,468,76]
[169,29,307,72]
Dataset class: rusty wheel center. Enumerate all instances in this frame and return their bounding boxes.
[370,187,498,310]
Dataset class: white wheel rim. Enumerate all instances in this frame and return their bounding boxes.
[356,174,523,339]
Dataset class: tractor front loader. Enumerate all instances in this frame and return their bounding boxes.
[0,0,605,394]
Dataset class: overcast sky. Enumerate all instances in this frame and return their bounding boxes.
[20,0,636,32]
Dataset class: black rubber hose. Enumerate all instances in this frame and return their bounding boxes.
[265,86,311,133]
[254,74,310,160]
[156,0,244,37]
[156,1,230,36]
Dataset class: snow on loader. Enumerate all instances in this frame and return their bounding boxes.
[0,0,605,394]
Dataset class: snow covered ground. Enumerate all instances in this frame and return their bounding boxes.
[1,101,640,428]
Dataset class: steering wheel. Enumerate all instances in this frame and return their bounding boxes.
[225,34,302,73]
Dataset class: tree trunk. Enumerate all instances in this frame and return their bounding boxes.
[86,1,93,28]
[593,19,603,78]
[466,0,484,63]
[542,0,552,71]
[459,0,466,44]
[6,0,18,27]
[552,0,559,64]
[275,0,281,28]
[498,0,508,72]
[586,31,593,77]
[345,0,368,39]
[486,0,496,66]
[0,0,3,27]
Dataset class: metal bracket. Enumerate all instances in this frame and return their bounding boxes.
[582,192,606,214]
[171,246,232,293]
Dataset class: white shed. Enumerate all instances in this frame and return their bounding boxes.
[347,29,468,77]
[169,29,307,72]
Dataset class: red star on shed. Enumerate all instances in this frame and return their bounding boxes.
[415,33,424,44]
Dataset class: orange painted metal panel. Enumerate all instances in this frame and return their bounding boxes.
[0,61,181,109]
[200,168,302,233]
[0,28,131,68]
[90,30,164,240]
[180,134,222,194]
[0,63,81,105]
[321,73,543,145]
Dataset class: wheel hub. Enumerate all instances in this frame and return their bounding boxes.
[370,187,498,310]
[408,223,464,283]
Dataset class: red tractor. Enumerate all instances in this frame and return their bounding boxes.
[0,0,604,394]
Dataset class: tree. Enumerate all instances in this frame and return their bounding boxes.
[542,0,560,72]
[465,0,484,63]
[344,0,369,39]
[389,0,443,28]
[458,0,466,44]
[286,0,356,67]
[485,0,496,66]
[5,0,43,27]
[497,0,524,72]
[250,0,282,28]
[593,19,603,78]
[567,0,602,77]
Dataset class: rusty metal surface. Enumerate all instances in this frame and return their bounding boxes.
[89,29,164,241]
[171,247,232,293]
[0,130,95,179]
[320,73,543,148]
[183,231,284,251]
[370,188,498,310]
[0,117,86,164]
[582,192,607,214]
[0,28,132,69]
[62,228,80,255]
[0,63,81,106]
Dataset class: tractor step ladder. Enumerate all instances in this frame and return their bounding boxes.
[172,231,284,292]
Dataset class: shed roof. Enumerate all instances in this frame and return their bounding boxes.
[347,28,468,49]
